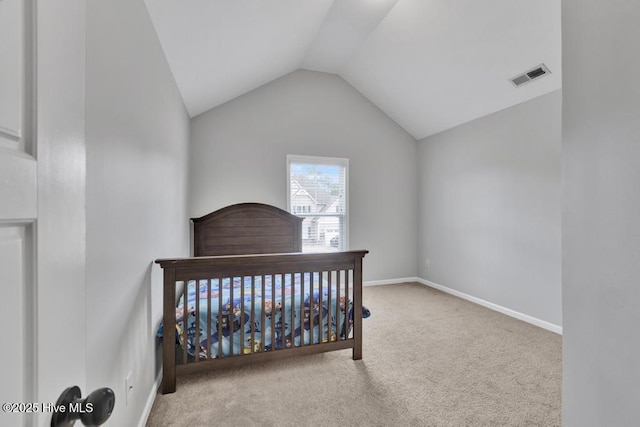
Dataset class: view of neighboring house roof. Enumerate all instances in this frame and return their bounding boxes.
[291,177,340,214]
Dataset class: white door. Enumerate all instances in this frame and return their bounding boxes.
[0,0,38,425]
[0,1,86,426]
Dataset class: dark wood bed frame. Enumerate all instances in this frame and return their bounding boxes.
[156,203,368,394]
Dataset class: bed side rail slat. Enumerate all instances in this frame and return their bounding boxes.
[207,279,211,361]
[161,267,177,394]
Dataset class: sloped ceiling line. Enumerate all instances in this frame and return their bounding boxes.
[144,0,561,140]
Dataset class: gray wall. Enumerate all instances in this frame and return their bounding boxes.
[562,2,640,425]
[190,70,418,282]
[417,90,562,327]
[85,0,190,425]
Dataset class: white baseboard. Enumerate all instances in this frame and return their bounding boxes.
[138,370,162,427]
[363,277,419,287]
[416,278,563,335]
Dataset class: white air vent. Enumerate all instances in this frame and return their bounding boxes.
[510,63,550,87]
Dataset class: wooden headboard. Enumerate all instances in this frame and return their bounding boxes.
[191,203,303,256]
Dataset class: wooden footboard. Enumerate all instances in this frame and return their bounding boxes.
[155,250,367,394]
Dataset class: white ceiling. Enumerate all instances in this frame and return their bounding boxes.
[145,0,561,140]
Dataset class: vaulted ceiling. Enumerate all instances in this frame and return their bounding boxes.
[144,0,561,140]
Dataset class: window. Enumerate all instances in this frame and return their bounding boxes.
[287,155,348,252]
[293,205,311,214]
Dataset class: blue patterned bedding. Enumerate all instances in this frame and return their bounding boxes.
[158,273,370,359]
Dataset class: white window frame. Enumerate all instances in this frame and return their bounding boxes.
[287,154,349,251]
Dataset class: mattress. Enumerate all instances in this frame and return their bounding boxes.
[158,273,370,359]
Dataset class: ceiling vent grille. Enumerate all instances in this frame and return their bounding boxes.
[510,63,550,87]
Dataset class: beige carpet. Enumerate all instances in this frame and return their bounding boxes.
[147,282,561,426]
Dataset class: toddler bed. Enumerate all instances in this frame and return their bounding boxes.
[155,203,368,394]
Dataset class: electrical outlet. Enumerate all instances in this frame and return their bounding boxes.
[125,371,133,406]
[425,257,431,269]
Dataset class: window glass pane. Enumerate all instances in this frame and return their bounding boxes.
[287,156,348,252]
